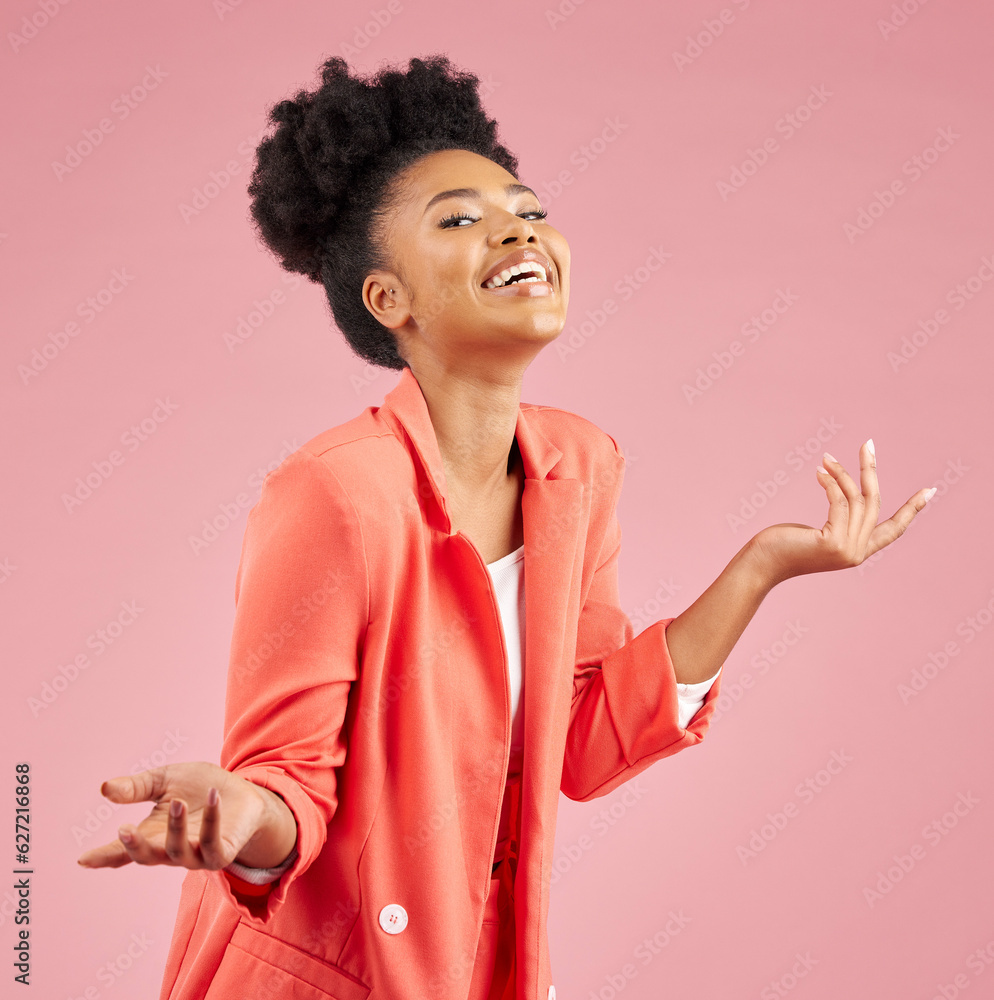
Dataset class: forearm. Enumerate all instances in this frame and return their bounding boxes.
[665,538,775,684]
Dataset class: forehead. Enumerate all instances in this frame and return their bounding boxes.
[394,149,520,207]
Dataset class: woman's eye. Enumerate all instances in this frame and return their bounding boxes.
[438,207,548,228]
[438,212,477,228]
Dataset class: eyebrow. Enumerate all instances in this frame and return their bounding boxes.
[422,183,537,215]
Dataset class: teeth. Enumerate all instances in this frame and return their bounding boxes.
[483,261,549,288]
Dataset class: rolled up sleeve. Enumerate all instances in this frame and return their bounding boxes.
[561,496,721,802]
[211,449,369,922]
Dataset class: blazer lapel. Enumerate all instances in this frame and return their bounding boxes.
[378,366,590,883]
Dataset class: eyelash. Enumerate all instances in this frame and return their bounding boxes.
[438,208,548,229]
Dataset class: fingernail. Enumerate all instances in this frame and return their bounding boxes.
[816,466,828,475]
[923,486,937,503]
[170,799,182,817]
[865,438,875,458]
[208,787,219,807]
[118,827,133,844]
[823,451,837,464]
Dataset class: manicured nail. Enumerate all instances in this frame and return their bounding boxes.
[816,466,828,475]
[170,799,182,817]
[118,827,133,844]
[208,787,219,807]
[823,451,837,464]
[923,487,937,503]
[865,438,875,457]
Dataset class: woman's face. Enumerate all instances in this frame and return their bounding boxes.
[363,148,571,371]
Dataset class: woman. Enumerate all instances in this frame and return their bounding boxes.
[77,55,936,1000]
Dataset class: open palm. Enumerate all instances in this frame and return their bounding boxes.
[749,439,934,585]
[76,761,271,871]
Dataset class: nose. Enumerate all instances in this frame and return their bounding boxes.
[488,210,538,247]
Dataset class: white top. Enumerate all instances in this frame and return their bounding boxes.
[226,542,721,883]
[485,543,720,865]
[484,543,528,865]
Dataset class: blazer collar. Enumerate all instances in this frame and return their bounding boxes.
[380,365,591,928]
[379,366,564,525]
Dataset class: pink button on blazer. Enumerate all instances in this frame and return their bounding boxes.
[157,366,721,1000]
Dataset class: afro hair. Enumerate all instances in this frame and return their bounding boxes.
[246,54,520,370]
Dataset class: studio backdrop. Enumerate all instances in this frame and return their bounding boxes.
[3,1,991,997]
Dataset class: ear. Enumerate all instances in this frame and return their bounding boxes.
[362,272,411,329]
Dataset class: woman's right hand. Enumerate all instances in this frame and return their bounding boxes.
[76,761,297,872]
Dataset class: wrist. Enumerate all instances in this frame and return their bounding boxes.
[233,783,298,868]
[739,534,785,593]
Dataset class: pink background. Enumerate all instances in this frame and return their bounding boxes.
[4,0,992,996]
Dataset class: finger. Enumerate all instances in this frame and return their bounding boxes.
[101,767,167,805]
[821,451,864,540]
[866,488,934,557]
[164,799,199,867]
[77,839,134,869]
[115,822,172,866]
[198,787,227,869]
[816,464,849,538]
[856,439,882,554]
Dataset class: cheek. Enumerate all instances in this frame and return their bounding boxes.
[408,265,469,325]
[548,231,571,274]
[430,257,475,302]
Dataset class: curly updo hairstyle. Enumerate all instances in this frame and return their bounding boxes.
[246,54,520,370]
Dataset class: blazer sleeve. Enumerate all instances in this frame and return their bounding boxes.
[560,447,721,802]
[209,448,369,923]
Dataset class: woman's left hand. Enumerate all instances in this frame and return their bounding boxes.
[747,440,935,586]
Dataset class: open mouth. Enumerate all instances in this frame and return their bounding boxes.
[482,261,550,290]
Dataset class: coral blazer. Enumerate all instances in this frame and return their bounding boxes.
[157,366,721,1000]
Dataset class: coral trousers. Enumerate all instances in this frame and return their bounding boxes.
[469,857,516,1000]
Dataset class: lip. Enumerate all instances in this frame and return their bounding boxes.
[480,249,554,289]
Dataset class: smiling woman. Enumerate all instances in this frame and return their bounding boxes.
[360,148,571,383]
[78,53,936,1000]
[245,55,539,373]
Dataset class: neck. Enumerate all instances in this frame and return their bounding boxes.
[408,361,525,495]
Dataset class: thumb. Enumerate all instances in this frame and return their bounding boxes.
[100,768,166,803]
